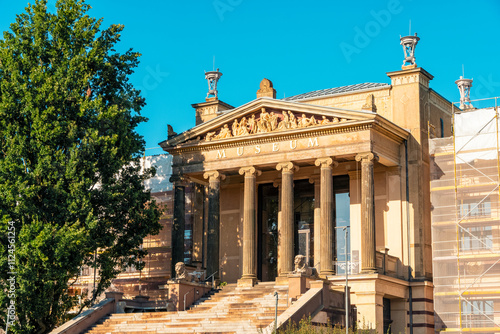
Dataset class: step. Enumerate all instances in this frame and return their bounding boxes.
[83,282,294,334]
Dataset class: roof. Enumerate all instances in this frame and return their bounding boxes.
[282,82,390,101]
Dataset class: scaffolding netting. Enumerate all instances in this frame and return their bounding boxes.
[431,106,500,333]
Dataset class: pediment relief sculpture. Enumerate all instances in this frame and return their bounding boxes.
[205,108,350,142]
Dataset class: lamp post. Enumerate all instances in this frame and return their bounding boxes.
[274,291,279,332]
[335,226,350,334]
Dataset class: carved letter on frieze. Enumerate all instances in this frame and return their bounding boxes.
[308,137,319,148]
[216,149,226,159]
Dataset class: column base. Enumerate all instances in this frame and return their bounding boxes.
[237,277,257,287]
[319,270,335,279]
[361,268,377,274]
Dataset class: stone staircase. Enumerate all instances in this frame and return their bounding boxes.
[84,282,289,334]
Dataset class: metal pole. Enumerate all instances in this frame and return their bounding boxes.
[345,228,349,334]
[183,288,194,311]
[335,226,350,333]
[274,291,278,332]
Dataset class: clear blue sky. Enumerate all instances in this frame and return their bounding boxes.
[2,0,499,155]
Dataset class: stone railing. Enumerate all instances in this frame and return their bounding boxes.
[262,280,324,334]
[51,291,181,333]
[375,250,402,278]
[158,281,212,311]
[333,251,403,279]
[334,260,360,275]
[50,292,123,334]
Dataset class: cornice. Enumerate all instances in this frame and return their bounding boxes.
[371,117,410,142]
[166,121,375,155]
[386,67,434,80]
[191,99,234,109]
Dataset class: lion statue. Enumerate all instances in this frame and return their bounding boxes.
[174,262,190,282]
[292,255,319,278]
[173,262,200,283]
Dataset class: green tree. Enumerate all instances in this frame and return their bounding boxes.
[0,1,162,332]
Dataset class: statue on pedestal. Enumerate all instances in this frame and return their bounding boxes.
[173,262,199,283]
[292,255,319,278]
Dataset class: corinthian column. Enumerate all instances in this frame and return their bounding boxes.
[276,162,298,276]
[203,170,225,279]
[355,152,378,273]
[315,157,338,277]
[238,166,261,287]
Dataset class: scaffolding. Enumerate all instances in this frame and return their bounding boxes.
[430,98,500,333]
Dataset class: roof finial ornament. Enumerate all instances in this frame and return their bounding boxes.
[256,78,276,99]
[455,73,474,110]
[362,94,377,113]
[400,29,420,69]
[205,68,223,100]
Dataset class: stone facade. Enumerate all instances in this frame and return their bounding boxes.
[155,65,452,333]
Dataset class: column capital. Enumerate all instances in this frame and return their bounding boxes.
[308,174,320,184]
[276,161,299,173]
[355,152,379,163]
[239,166,262,177]
[314,157,339,168]
[203,170,226,182]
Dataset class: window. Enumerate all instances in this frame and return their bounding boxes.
[460,199,491,219]
[440,118,444,138]
[184,229,193,264]
[460,226,493,251]
[461,300,494,328]
[383,298,393,334]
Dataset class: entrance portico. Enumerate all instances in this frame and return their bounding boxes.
[161,97,408,288]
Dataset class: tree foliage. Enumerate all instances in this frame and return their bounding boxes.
[0,1,162,332]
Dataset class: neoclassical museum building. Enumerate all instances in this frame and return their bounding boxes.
[156,48,453,332]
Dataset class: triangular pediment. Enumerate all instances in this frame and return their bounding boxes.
[160,98,378,148]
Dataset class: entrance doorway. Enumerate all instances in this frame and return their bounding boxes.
[257,177,349,281]
[257,180,316,281]
[294,180,315,267]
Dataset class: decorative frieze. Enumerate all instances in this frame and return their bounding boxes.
[205,108,349,142]
[214,137,319,160]
[169,123,373,155]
